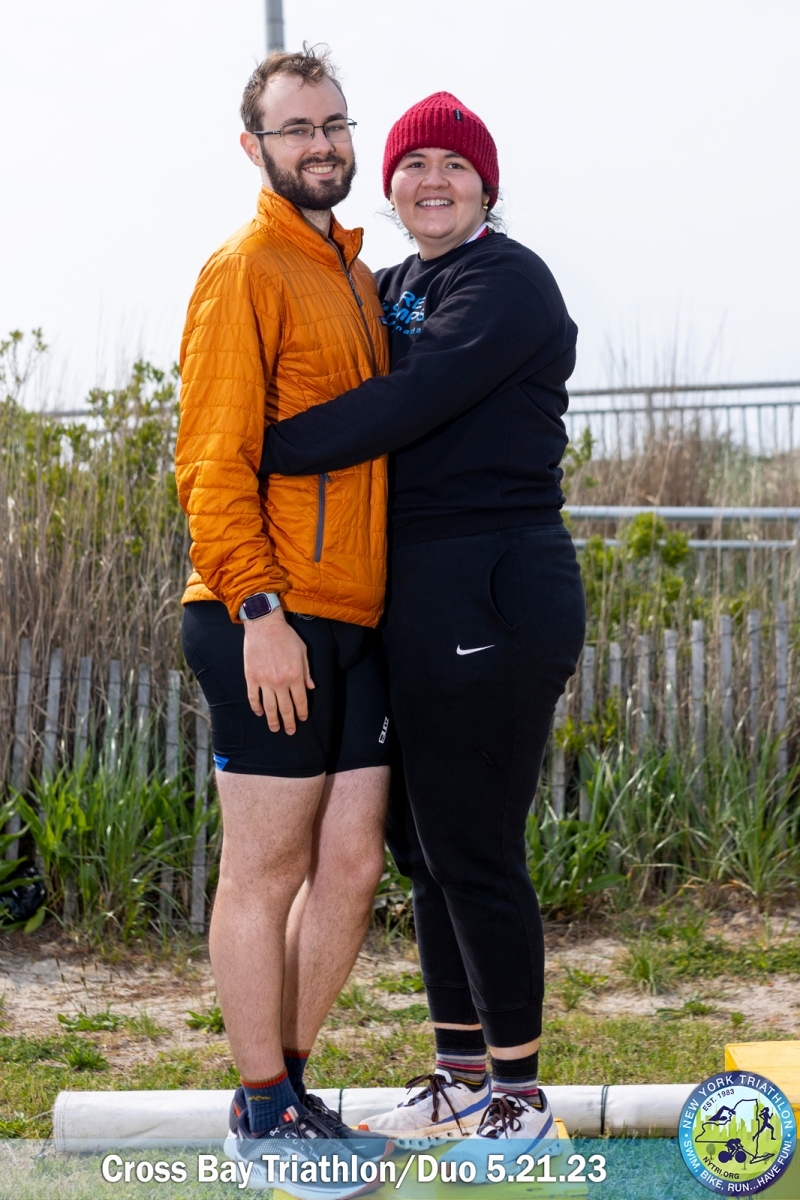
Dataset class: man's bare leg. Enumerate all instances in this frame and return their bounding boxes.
[209,769,326,1080]
[282,765,390,1052]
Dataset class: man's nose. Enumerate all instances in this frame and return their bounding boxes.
[310,125,334,148]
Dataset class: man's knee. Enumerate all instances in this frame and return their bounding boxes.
[218,835,312,896]
[322,833,385,900]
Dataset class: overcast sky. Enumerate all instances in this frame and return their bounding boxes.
[1,0,798,405]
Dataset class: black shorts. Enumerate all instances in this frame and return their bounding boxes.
[182,602,391,778]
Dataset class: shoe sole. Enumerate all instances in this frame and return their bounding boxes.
[359,1108,484,1144]
[225,1135,389,1198]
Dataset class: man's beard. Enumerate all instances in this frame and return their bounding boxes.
[261,146,357,211]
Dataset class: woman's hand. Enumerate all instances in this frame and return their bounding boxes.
[242,609,315,735]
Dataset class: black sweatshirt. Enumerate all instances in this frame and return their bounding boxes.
[259,231,578,546]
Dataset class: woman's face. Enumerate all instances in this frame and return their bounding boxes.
[390,148,489,259]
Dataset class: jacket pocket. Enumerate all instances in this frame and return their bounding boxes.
[313,473,331,563]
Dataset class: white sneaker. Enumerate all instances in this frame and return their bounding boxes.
[440,1089,562,1181]
[357,1069,490,1143]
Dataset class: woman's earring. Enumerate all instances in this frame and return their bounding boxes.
[482,202,489,211]
[390,200,396,212]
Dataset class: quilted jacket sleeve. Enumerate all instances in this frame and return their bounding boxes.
[176,251,286,621]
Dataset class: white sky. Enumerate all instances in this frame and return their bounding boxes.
[1,0,798,405]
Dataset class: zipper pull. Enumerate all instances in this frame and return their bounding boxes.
[324,472,332,482]
[347,273,364,305]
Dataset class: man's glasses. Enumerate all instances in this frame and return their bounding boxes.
[253,119,357,147]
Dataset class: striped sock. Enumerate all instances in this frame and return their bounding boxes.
[241,1069,305,1136]
[283,1047,311,1102]
[435,1027,487,1089]
[490,1050,540,1103]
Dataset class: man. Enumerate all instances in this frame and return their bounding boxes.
[175,48,391,1179]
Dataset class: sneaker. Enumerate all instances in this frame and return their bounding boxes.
[440,1089,562,1181]
[225,1090,385,1198]
[303,1091,393,1159]
[356,1069,490,1143]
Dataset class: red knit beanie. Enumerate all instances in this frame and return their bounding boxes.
[382,92,499,209]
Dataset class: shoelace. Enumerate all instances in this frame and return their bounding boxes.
[404,1073,467,1134]
[478,1094,528,1137]
[304,1093,352,1136]
[265,1111,330,1140]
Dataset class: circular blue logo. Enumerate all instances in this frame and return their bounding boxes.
[679,1071,796,1194]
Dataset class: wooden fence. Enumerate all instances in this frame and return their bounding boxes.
[0,639,211,934]
[1,600,795,930]
[549,600,794,819]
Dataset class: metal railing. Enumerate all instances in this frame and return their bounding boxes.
[564,505,800,523]
[566,380,800,457]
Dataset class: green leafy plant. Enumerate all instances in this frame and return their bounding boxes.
[62,1041,109,1071]
[559,968,609,1010]
[123,1010,169,1039]
[0,800,33,930]
[395,1003,430,1023]
[185,1005,225,1034]
[624,940,673,995]
[57,1007,121,1033]
[377,971,424,994]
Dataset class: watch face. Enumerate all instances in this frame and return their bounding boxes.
[243,593,274,620]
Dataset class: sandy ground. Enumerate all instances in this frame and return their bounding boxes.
[1,907,799,1072]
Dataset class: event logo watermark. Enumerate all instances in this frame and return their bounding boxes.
[679,1072,796,1194]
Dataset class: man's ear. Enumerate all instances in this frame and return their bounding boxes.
[240,131,264,169]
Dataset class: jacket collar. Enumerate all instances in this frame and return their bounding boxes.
[255,187,363,269]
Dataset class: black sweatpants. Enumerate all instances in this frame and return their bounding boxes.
[383,522,586,1046]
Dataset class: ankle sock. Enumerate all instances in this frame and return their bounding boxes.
[435,1026,487,1089]
[283,1047,311,1102]
[242,1070,305,1135]
[490,1050,540,1102]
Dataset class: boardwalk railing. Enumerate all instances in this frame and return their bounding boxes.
[566,381,800,457]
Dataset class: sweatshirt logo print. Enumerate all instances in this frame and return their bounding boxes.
[383,290,425,336]
[456,644,495,656]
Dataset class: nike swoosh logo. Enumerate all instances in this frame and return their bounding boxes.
[456,644,495,655]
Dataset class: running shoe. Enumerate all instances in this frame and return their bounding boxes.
[225,1090,385,1198]
[356,1069,490,1143]
[303,1091,393,1158]
[439,1088,562,1181]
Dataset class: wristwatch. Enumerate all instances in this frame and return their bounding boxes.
[238,592,282,621]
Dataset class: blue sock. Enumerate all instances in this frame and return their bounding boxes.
[242,1070,305,1136]
[283,1047,311,1101]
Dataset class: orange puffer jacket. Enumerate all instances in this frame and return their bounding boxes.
[176,188,389,627]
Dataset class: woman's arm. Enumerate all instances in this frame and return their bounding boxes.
[260,264,560,478]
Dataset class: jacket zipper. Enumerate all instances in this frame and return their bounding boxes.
[328,240,378,377]
[313,472,331,563]
[313,242,376,564]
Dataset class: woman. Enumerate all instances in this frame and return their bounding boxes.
[260,91,586,1150]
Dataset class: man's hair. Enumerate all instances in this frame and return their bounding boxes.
[241,44,345,132]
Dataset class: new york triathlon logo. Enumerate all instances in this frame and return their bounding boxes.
[382,291,425,336]
[680,1072,796,1194]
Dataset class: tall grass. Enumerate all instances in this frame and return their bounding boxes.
[563,419,800,508]
[531,713,800,914]
[0,331,188,785]
[14,750,219,942]
[2,330,799,932]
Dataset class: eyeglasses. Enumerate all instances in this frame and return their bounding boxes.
[253,119,357,146]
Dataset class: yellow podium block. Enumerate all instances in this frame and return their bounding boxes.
[724,1042,800,1199]
[725,1042,800,1120]
[274,1120,589,1199]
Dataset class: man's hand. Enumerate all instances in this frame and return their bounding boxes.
[242,609,315,735]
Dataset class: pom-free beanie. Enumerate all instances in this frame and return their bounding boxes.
[382,92,499,208]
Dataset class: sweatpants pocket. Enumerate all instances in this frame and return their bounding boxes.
[488,547,523,630]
